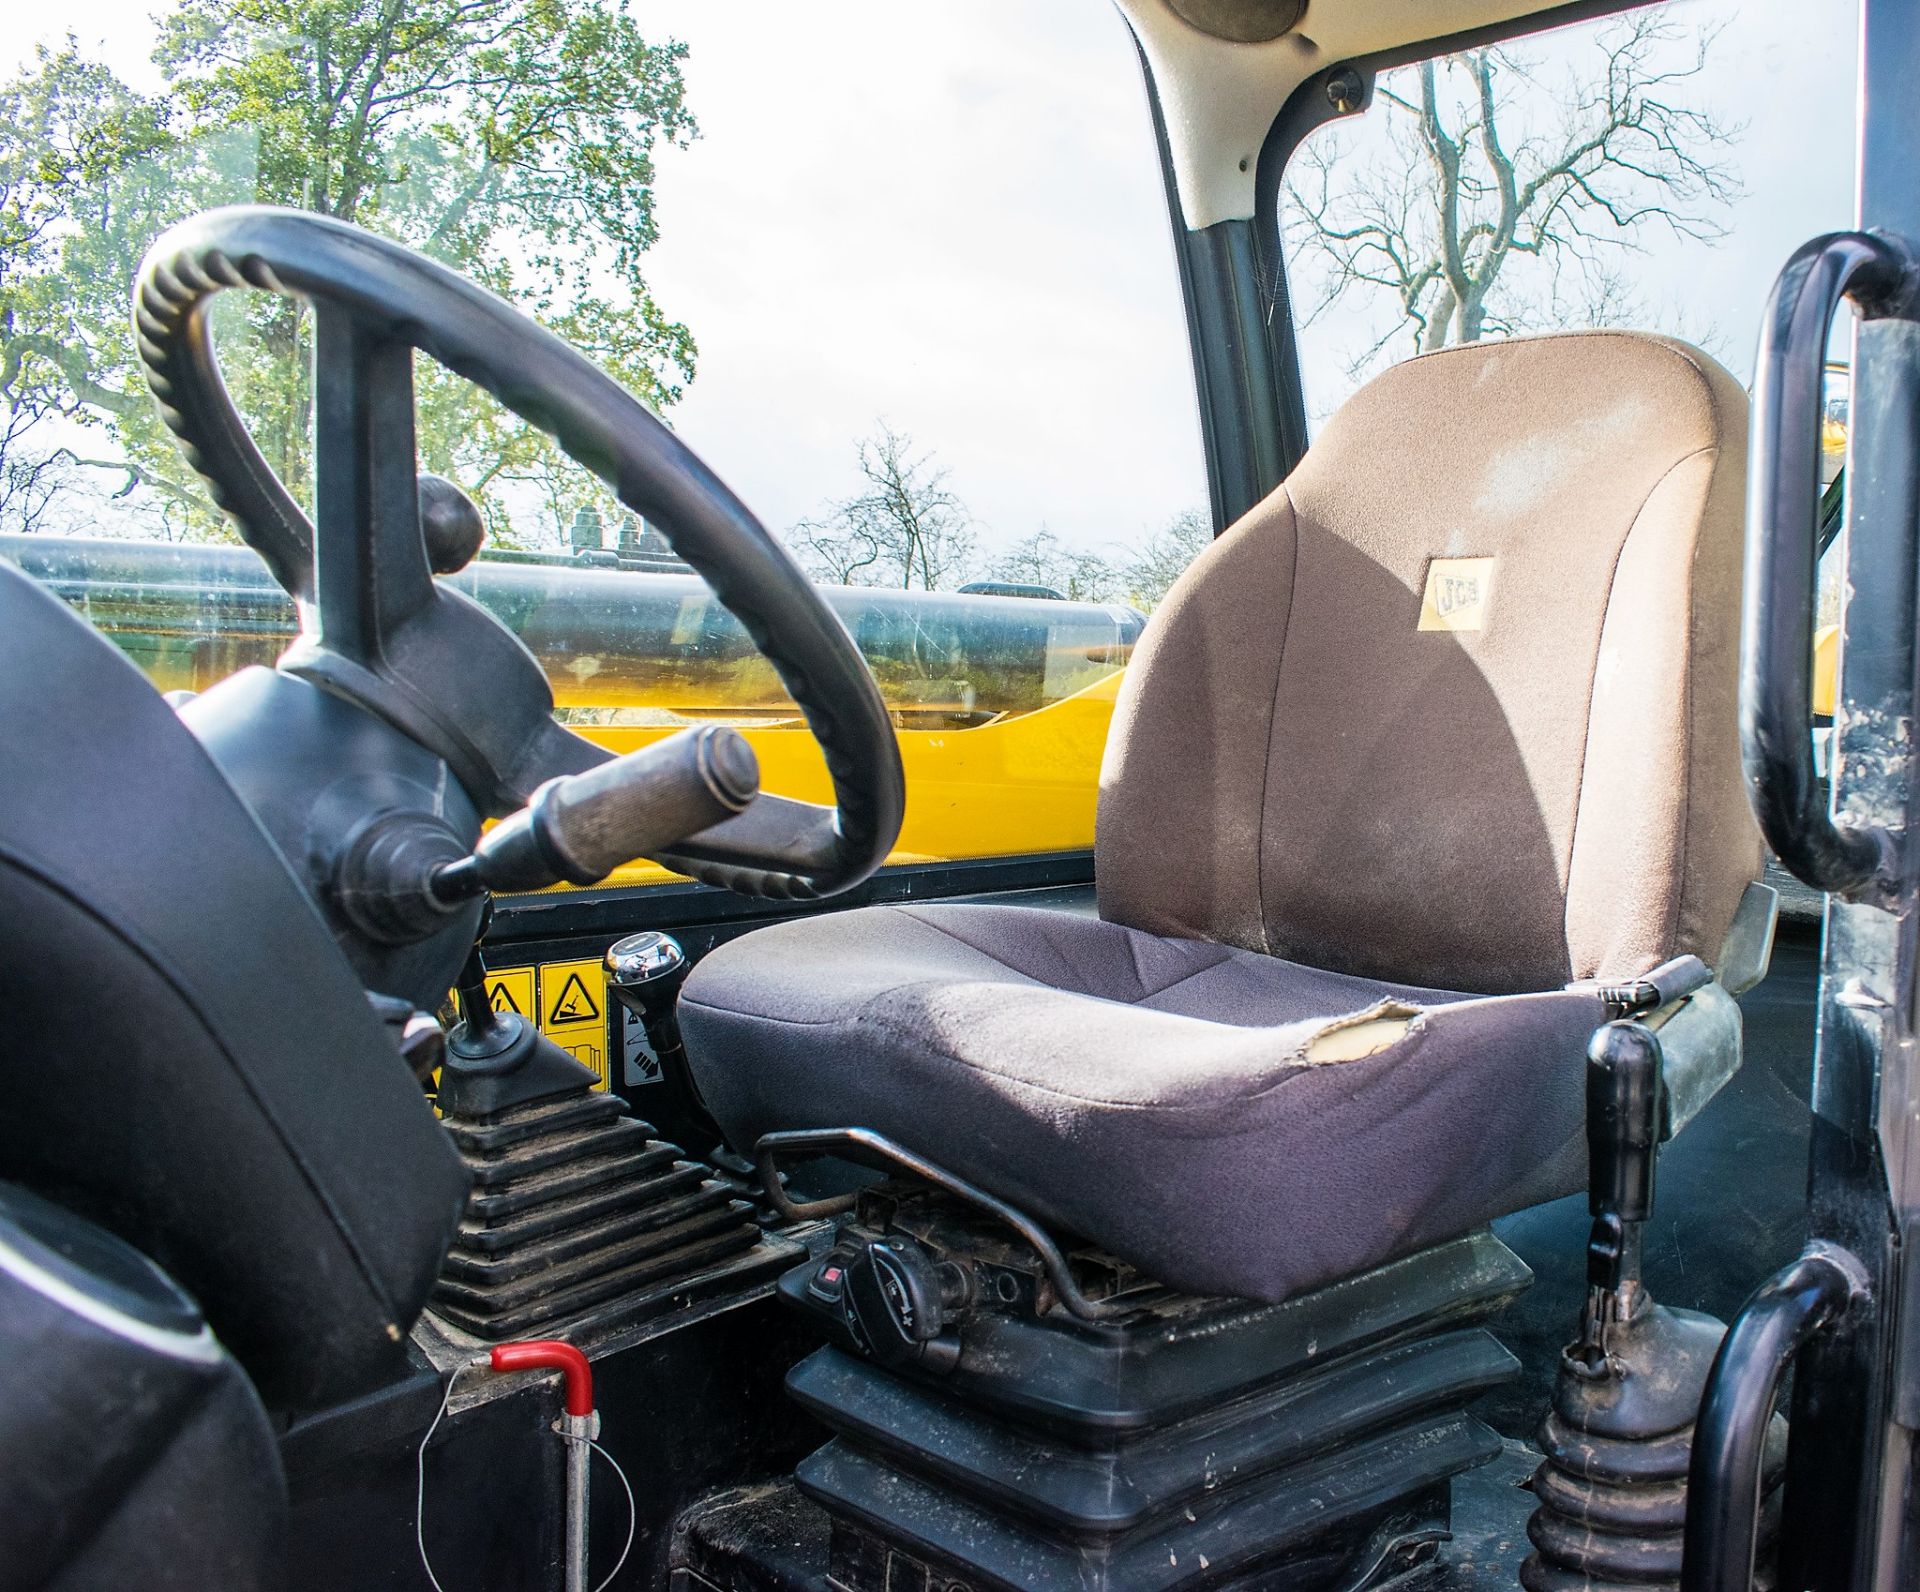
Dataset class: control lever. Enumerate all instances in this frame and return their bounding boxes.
[432,726,758,900]
[1577,1020,1662,1365]
[606,932,690,1057]
[438,943,599,1115]
[605,931,724,1156]
[843,1237,973,1373]
[1524,1017,1745,1592]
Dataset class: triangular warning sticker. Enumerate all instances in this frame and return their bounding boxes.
[488,982,523,1015]
[547,971,601,1026]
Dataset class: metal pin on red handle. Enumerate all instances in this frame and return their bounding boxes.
[490,1339,594,1417]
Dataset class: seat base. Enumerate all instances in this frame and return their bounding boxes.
[681,901,1609,1304]
[687,1186,1534,1592]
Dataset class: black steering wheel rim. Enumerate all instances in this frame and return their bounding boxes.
[132,205,904,900]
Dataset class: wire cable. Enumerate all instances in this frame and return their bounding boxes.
[416,1360,484,1592]
[583,1438,636,1592]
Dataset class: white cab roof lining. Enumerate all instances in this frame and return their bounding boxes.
[1114,0,1577,230]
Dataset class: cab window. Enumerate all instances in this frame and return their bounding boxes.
[0,4,1207,889]
[1281,4,1858,424]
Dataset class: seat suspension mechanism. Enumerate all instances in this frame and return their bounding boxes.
[683,1135,1536,1592]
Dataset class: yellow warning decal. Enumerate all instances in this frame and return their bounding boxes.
[483,968,535,1022]
[539,957,611,1091]
[442,959,613,1094]
[545,969,602,1026]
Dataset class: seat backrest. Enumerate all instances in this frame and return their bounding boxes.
[1098,331,1762,994]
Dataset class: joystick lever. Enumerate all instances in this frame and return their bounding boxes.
[1577,1020,1663,1367]
[1523,1013,1752,1592]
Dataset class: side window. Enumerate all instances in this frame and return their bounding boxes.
[1280,4,1858,425]
[0,7,1207,887]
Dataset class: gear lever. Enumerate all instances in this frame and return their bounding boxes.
[329,725,760,949]
[606,931,725,1157]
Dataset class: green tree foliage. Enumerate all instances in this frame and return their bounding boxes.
[0,0,695,540]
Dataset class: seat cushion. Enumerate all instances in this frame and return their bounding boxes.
[681,902,1609,1302]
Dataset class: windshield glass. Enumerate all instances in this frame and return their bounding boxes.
[0,3,1207,882]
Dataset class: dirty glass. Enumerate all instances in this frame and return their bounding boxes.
[0,2,1205,886]
[1280,0,1858,426]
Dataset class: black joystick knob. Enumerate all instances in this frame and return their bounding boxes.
[1585,1026,1661,1292]
[1569,1019,1665,1372]
[418,473,485,574]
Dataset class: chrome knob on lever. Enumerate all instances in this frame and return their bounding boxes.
[431,726,759,900]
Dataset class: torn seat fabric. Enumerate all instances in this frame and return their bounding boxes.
[680,902,1607,1302]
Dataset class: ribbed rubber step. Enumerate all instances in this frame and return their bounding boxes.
[457,1116,659,1188]
[432,1224,763,1336]
[443,1091,629,1154]
[462,1142,684,1220]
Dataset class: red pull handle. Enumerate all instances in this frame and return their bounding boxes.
[490,1339,594,1417]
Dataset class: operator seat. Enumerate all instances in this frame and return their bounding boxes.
[679,331,1763,1303]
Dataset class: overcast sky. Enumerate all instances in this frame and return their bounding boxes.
[3,0,1860,559]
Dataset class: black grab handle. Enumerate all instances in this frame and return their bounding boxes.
[1680,1246,1862,1592]
[1741,232,1906,899]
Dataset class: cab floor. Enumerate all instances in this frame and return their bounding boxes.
[1426,1441,1540,1590]
[669,1441,1546,1591]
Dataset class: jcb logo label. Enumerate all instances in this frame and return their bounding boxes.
[1418,557,1495,633]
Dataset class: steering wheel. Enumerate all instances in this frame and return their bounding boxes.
[132,206,904,901]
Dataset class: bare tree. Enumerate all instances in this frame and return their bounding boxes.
[0,430,74,533]
[1121,509,1212,611]
[990,528,1119,602]
[1287,14,1740,365]
[791,423,977,590]
[0,424,184,537]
